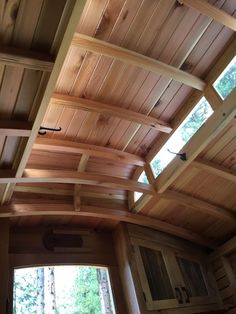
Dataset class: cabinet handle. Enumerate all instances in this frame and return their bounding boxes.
[175,287,183,304]
[181,287,190,303]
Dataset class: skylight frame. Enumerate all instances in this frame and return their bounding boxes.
[150,97,213,178]
[213,55,236,100]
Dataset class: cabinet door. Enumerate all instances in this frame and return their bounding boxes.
[133,242,184,310]
[176,255,217,306]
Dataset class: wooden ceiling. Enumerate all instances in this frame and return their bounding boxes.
[0,0,235,248]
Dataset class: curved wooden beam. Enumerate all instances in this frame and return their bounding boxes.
[0,203,215,248]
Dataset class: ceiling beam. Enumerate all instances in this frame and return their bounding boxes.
[0,120,32,137]
[33,138,145,167]
[156,87,236,193]
[0,0,87,205]
[178,0,236,31]
[132,188,236,225]
[52,93,172,133]
[161,190,236,225]
[74,154,90,211]
[72,33,206,91]
[209,236,236,260]
[0,45,54,71]
[14,185,125,200]
[130,39,236,215]
[192,158,236,183]
[0,169,156,195]
[0,203,215,248]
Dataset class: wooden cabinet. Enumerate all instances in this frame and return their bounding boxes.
[114,223,223,314]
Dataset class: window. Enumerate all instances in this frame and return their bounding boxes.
[213,56,236,99]
[134,171,148,202]
[150,97,213,178]
[13,265,116,314]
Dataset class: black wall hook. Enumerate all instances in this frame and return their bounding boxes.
[167,149,187,161]
[38,126,62,135]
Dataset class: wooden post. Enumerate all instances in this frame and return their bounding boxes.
[0,218,9,313]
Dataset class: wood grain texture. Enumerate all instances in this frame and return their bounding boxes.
[193,158,236,183]
[0,203,215,248]
[156,88,236,193]
[51,93,172,133]
[179,0,236,31]
[33,138,145,166]
[0,169,156,195]
[0,45,54,71]
[0,120,32,137]
[72,33,206,90]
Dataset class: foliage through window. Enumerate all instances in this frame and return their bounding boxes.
[134,171,148,202]
[13,266,115,314]
[150,97,213,178]
[213,56,236,100]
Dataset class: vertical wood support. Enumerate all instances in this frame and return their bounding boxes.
[74,154,89,211]
[0,218,9,313]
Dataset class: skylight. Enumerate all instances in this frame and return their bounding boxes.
[213,56,236,100]
[134,171,148,202]
[150,97,213,178]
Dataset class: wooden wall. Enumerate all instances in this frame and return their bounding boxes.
[210,237,236,314]
[6,225,127,314]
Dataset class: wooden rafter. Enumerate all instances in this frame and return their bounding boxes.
[72,33,206,91]
[14,186,126,200]
[51,93,172,133]
[192,158,236,183]
[178,0,236,31]
[121,14,214,151]
[33,138,145,167]
[209,236,236,260]
[133,39,236,215]
[0,0,87,205]
[132,188,236,225]
[0,45,54,71]
[156,87,236,193]
[0,169,156,195]
[0,121,32,137]
[161,190,236,224]
[74,154,90,211]
[0,203,215,248]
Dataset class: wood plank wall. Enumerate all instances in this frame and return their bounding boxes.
[210,246,236,313]
[8,226,127,314]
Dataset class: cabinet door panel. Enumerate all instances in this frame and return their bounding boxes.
[140,246,174,301]
[177,257,208,298]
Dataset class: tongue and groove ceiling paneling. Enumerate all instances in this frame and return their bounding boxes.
[0,0,235,247]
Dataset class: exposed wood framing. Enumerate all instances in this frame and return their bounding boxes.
[204,85,222,110]
[0,0,87,205]
[0,203,215,248]
[72,33,206,91]
[0,121,32,137]
[133,38,236,214]
[156,87,236,193]
[161,190,236,224]
[74,154,89,211]
[14,185,74,196]
[0,45,54,71]
[178,0,236,31]
[0,169,156,195]
[122,14,213,151]
[51,93,172,133]
[14,186,125,200]
[33,138,145,167]
[209,236,236,260]
[193,158,236,183]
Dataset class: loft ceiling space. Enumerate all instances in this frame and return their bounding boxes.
[0,0,235,248]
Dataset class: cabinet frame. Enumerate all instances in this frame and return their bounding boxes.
[131,237,219,311]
